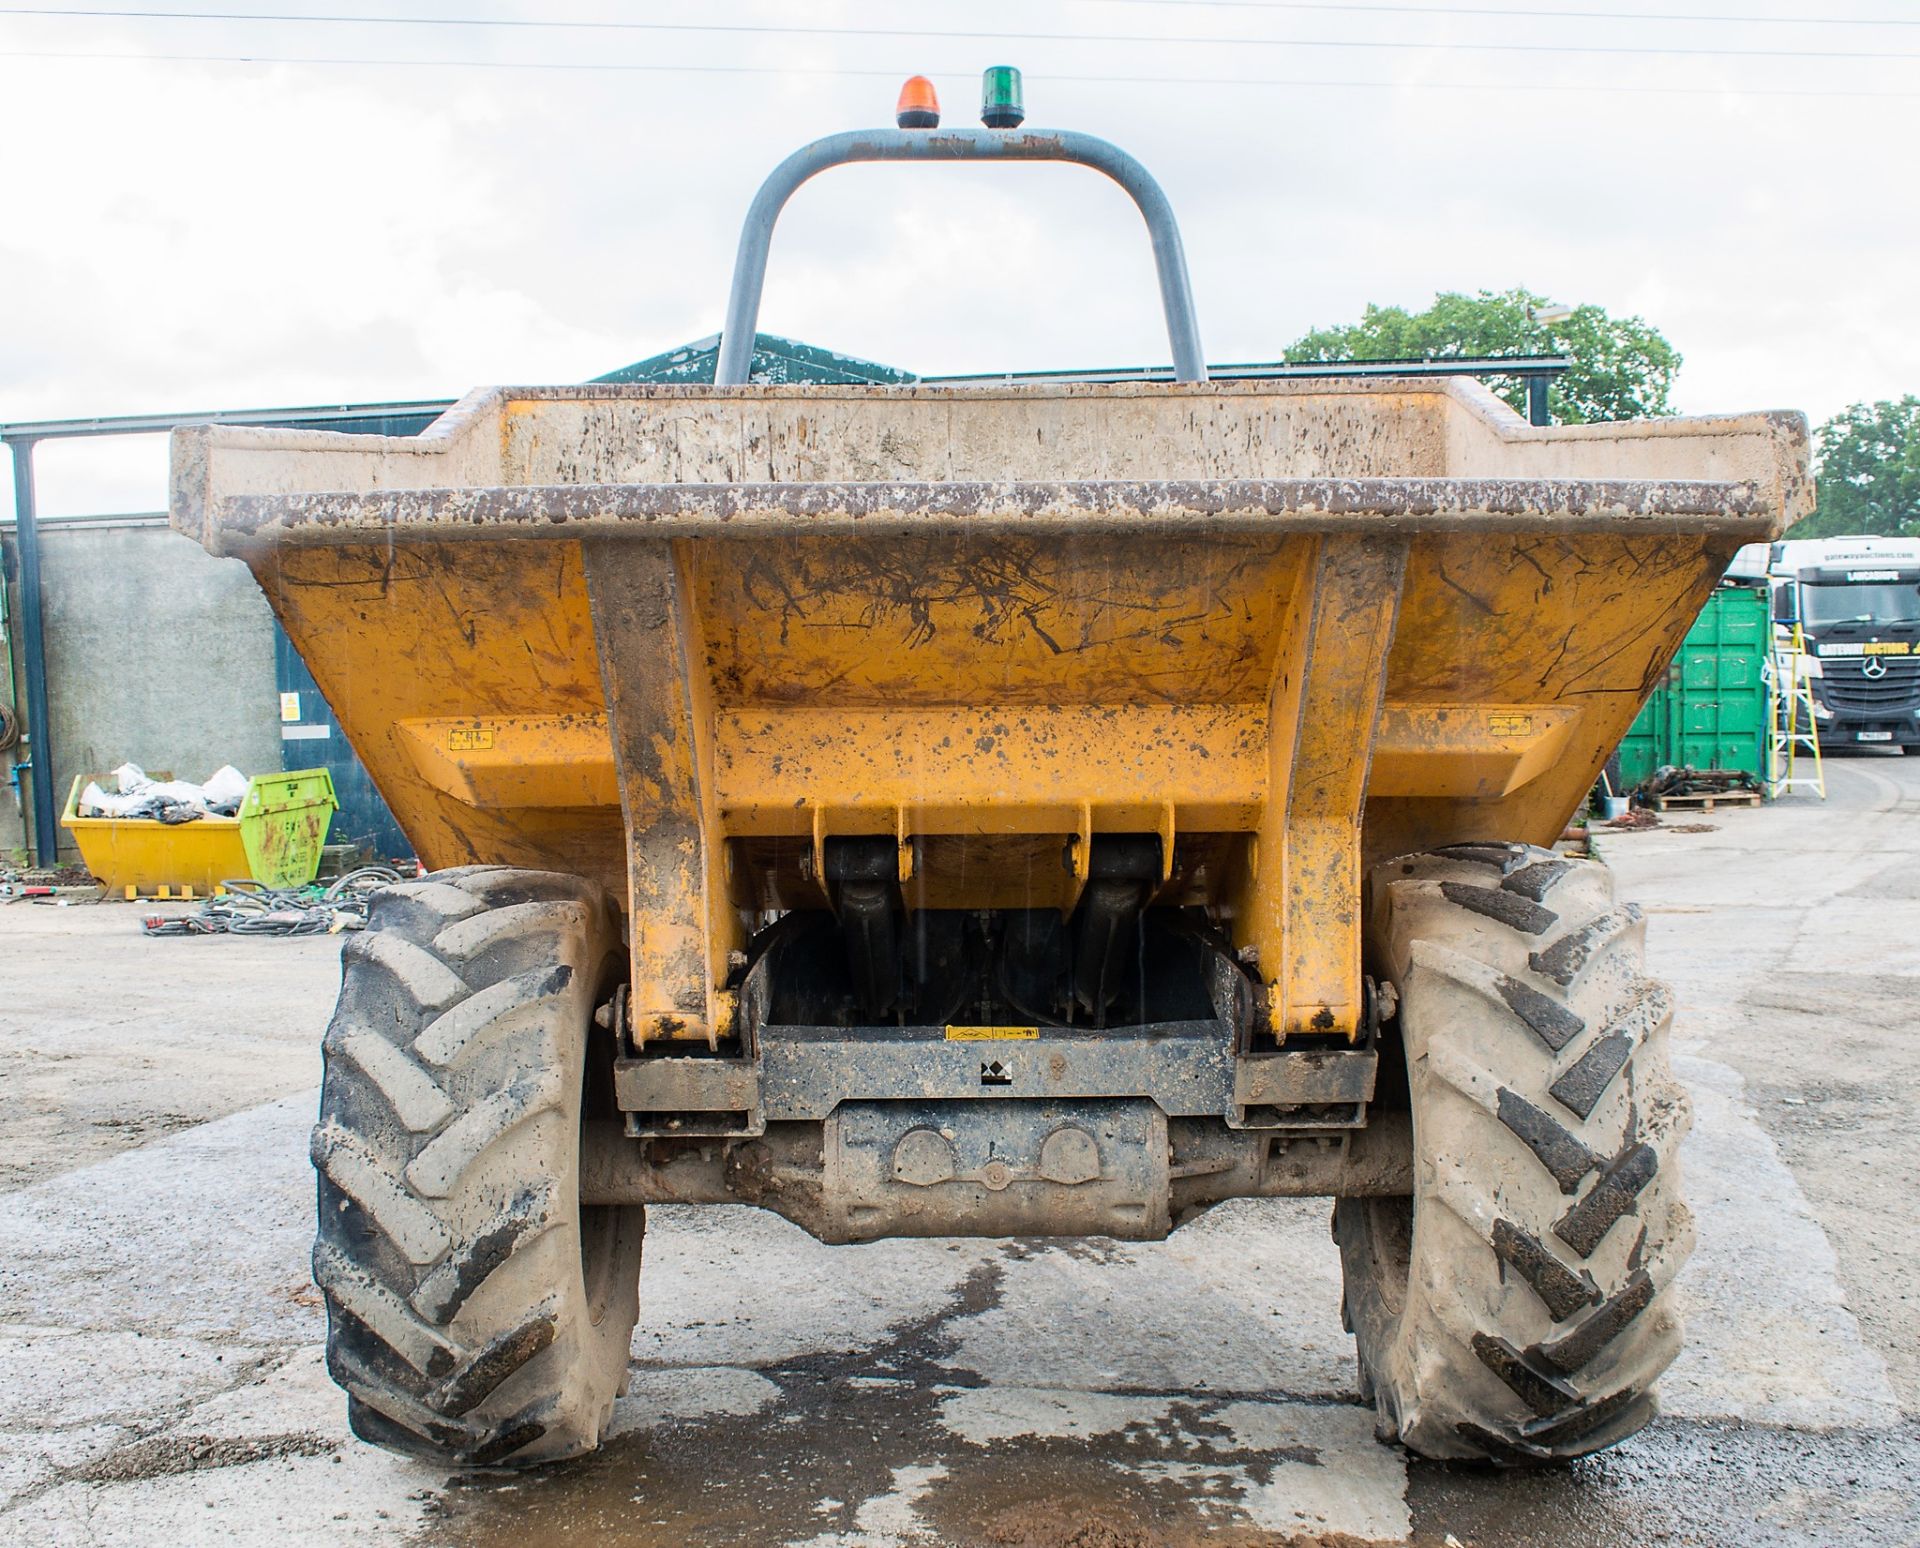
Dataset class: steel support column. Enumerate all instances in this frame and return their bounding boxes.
[1527,373,1551,427]
[6,437,56,863]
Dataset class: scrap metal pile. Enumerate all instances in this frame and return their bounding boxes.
[1641,764,1762,801]
[140,867,403,938]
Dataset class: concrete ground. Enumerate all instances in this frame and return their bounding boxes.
[1,759,1916,1547]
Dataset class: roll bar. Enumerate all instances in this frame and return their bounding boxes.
[714,127,1207,386]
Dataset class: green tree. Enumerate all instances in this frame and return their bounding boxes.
[1790,397,1920,538]
[1284,287,1681,425]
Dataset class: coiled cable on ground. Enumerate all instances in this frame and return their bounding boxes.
[141,866,405,938]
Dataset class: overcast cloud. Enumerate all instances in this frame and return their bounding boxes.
[0,0,1914,516]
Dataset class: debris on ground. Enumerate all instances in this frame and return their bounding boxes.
[140,867,402,938]
[1,885,101,905]
[78,1432,336,1483]
[1,862,97,888]
[980,1507,1155,1548]
[1604,807,1664,830]
[78,762,249,824]
[1642,764,1760,802]
[1,863,103,903]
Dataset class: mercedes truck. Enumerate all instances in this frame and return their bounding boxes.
[1732,536,1920,750]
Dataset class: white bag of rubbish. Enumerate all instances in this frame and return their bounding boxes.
[199,765,249,816]
[79,778,153,818]
[78,763,251,822]
[80,763,165,816]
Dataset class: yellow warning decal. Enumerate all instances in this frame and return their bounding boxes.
[1487,713,1535,738]
[449,726,496,752]
[945,1026,1039,1041]
[1821,641,1913,657]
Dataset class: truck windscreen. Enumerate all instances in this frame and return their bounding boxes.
[1802,580,1920,627]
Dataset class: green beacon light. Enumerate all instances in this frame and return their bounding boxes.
[981,66,1025,129]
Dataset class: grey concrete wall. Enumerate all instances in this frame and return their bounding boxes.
[0,518,280,860]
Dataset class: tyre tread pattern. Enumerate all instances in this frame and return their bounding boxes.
[1495,1088,1600,1193]
[1489,1219,1599,1322]
[1438,881,1557,936]
[1338,843,1693,1465]
[1553,1140,1659,1259]
[311,869,641,1469]
[1527,903,1643,988]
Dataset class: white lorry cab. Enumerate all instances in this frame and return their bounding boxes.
[1731,535,1920,749]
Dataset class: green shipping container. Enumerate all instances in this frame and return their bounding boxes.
[1616,585,1770,790]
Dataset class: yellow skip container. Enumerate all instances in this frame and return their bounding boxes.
[62,768,338,897]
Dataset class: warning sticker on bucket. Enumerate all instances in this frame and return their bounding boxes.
[449,726,496,752]
[945,1026,1039,1041]
[1487,713,1535,738]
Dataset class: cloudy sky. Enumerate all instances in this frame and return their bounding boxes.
[0,0,1914,516]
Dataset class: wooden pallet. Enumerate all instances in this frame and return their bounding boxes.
[1651,789,1762,813]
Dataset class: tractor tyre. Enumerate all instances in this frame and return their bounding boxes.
[310,866,645,1468]
[1334,842,1693,1462]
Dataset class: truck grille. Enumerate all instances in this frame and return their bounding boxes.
[1821,657,1920,713]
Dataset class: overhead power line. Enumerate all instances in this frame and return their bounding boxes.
[0,8,1917,62]
[1067,0,1919,24]
[5,47,1917,99]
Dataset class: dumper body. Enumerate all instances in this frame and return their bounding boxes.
[176,377,1806,1238]
[170,115,1809,1470]
[176,371,1806,1468]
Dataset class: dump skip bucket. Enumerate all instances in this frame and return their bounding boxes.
[62,768,339,896]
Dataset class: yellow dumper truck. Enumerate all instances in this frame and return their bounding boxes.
[172,101,1809,1471]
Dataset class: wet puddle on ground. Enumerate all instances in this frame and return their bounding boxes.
[430,1253,1407,1547]
[416,1228,1920,1548]
[428,1404,1920,1548]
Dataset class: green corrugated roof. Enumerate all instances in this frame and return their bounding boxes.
[595,336,1567,389]
[594,333,915,386]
